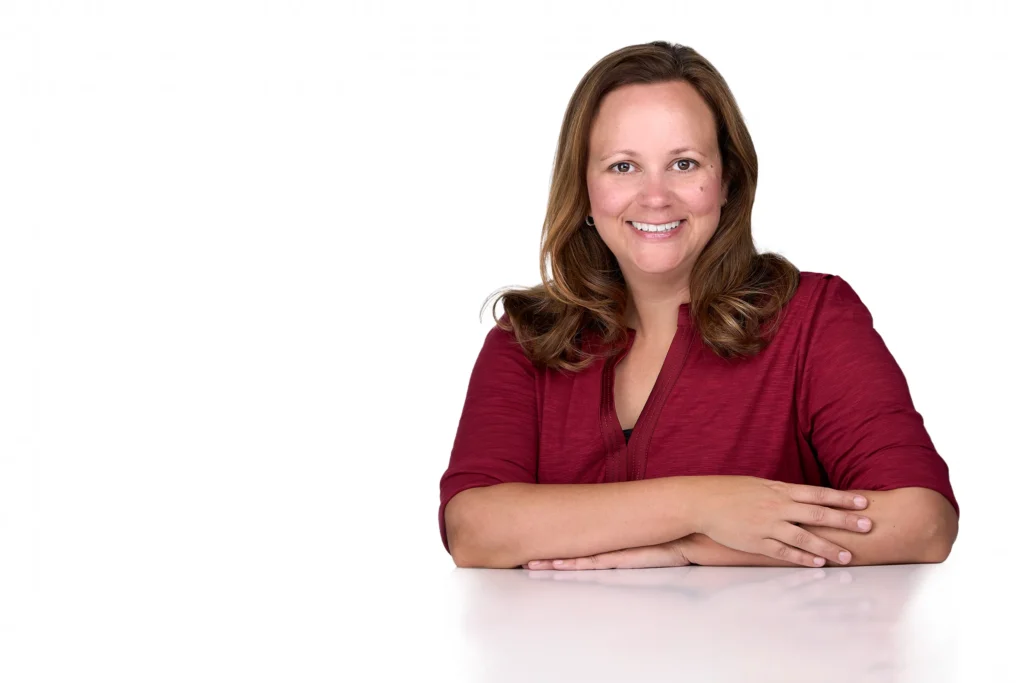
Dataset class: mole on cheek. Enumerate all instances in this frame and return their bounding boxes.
[699,186,704,192]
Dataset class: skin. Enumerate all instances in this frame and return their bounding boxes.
[586,79,728,345]
[524,487,958,569]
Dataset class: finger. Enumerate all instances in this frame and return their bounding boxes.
[584,547,664,570]
[789,484,868,510]
[553,556,599,570]
[789,503,873,533]
[761,538,829,568]
[777,522,853,565]
[528,556,611,570]
[525,560,556,570]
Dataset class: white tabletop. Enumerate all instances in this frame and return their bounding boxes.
[436,564,950,682]
[0,533,1013,682]
[347,553,1012,683]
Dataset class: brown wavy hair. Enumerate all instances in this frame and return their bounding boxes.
[483,41,800,372]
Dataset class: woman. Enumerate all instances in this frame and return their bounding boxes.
[438,41,959,570]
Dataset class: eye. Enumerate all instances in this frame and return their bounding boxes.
[609,159,699,174]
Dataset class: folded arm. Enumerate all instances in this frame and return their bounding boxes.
[446,476,706,568]
[682,486,958,567]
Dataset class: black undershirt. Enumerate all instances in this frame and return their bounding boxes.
[623,428,633,443]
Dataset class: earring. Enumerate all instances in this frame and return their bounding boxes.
[585,215,595,227]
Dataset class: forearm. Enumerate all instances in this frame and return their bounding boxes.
[802,487,955,565]
[684,487,954,567]
[445,477,703,568]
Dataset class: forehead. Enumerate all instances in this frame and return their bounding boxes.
[589,80,718,152]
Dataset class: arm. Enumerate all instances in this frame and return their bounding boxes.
[446,476,704,569]
[441,323,700,568]
[795,275,960,559]
[802,486,957,565]
[681,486,958,567]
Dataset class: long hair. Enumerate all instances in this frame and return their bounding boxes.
[484,41,800,372]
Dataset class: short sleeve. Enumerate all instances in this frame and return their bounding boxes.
[438,320,540,553]
[799,275,959,518]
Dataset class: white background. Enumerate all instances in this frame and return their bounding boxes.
[1,0,1021,679]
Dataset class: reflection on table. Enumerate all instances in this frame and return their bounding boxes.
[453,563,951,683]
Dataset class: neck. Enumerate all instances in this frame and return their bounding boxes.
[624,283,690,341]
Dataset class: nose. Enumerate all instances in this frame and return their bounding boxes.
[636,169,672,208]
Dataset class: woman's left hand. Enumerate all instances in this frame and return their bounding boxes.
[523,537,693,570]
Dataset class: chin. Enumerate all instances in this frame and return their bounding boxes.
[630,257,688,274]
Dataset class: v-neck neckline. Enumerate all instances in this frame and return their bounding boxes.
[600,320,696,482]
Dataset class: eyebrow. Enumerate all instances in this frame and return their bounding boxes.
[598,146,703,161]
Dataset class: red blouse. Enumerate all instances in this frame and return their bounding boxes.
[438,272,959,552]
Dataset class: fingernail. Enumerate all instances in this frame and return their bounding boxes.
[553,560,563,565]
[528,561,540,568]
[854,496,867,507]
[814,557,825,566]
[839,551,852,564]
[858,518,871,530]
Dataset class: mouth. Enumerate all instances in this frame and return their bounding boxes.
[628,219,685,235]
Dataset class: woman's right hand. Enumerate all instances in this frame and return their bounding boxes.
[692,476,874,567]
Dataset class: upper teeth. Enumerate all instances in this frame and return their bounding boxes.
[631,220,681,232]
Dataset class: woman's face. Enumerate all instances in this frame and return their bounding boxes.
[586,80,728,284]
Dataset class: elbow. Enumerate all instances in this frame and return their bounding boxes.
[918,509,959,564]
[445,501,479,567]
[450,542,478,568]
[448,520,486,568]
[445,488,518,569]
[884,488,958,565]
[449,530,518,569]
[920,536,953,563]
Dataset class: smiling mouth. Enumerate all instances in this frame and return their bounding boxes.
[629,219,685,233]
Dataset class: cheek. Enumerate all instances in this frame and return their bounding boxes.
[686,180,722,214]
[588,176,633,215]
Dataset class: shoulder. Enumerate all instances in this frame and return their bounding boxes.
[779,273,884,369]
[481,313,521,352]
[476,313,540,375]
[764,272,875,355]
[786,271,868,322]
[791,271,840,303]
